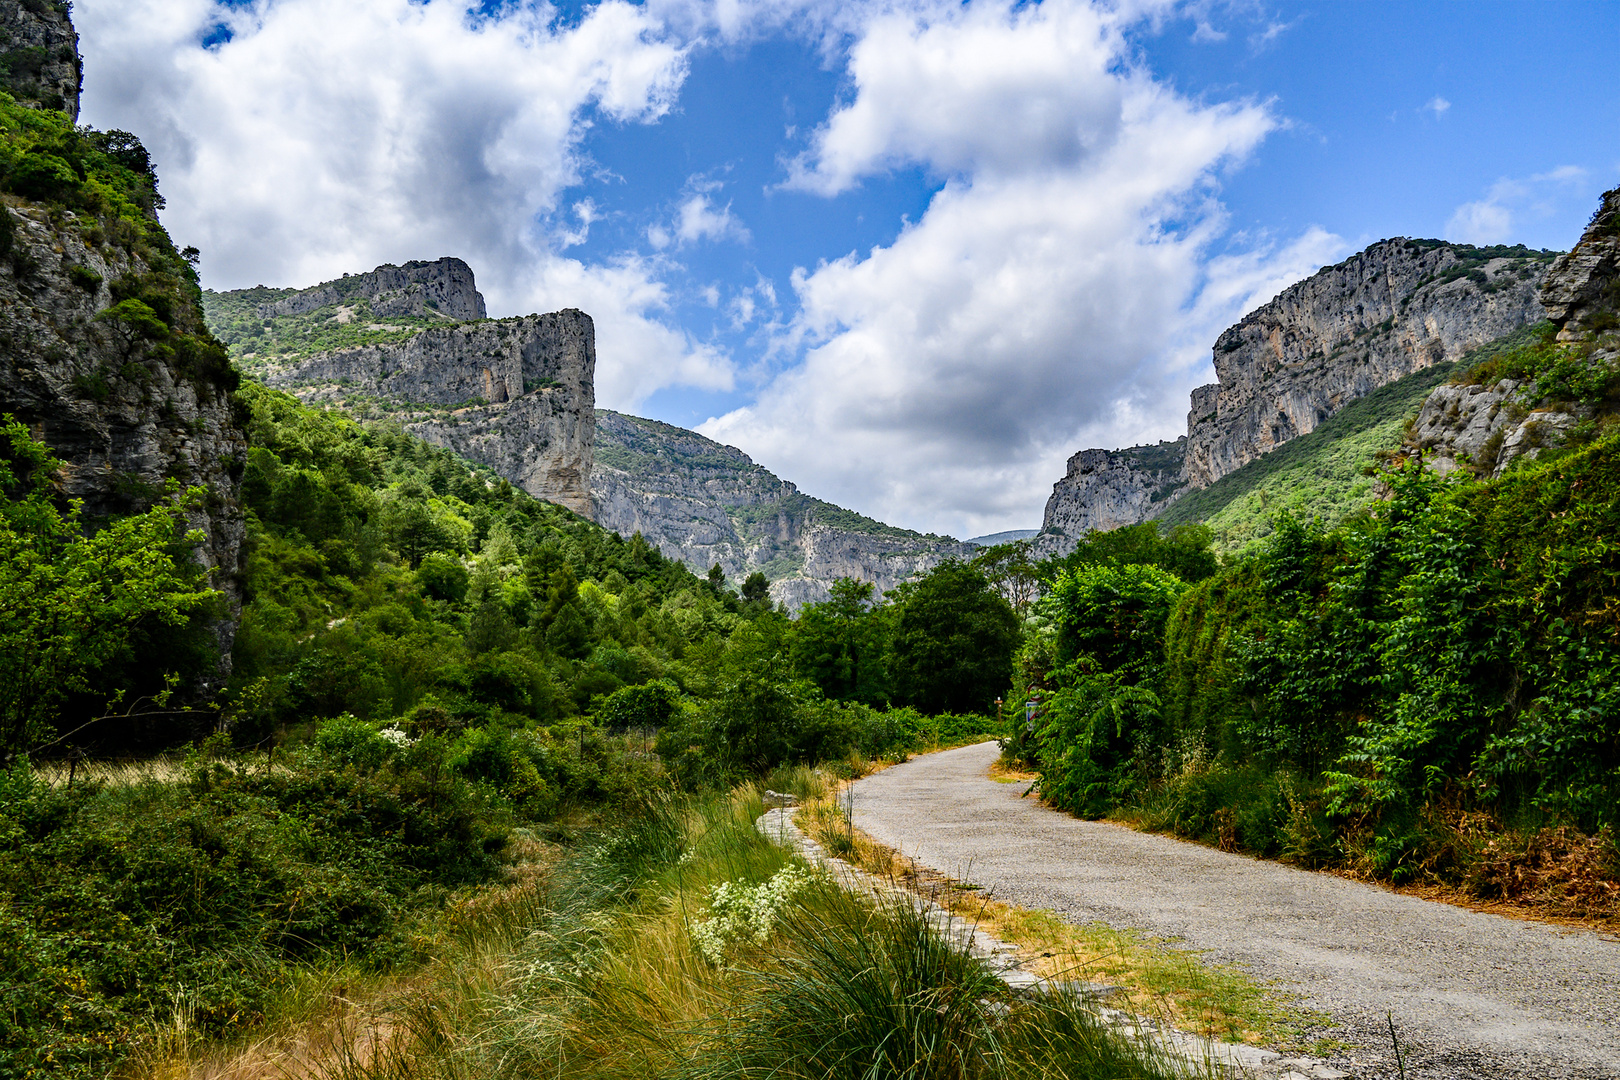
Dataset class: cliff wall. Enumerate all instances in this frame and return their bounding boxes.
[592,410,971,608]
[1186,239,1552,488]
[0,1,80,119]
[1411,188,1620,477]
[1039,239,1556,552]
[1034,439,1185,554]
[0,113,247,689]
[259,257,487,322]
[266,308,596,516]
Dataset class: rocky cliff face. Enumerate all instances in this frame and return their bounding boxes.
[0,1,80,119]
[264,308,596,516]
[593,410,972,608]
[1185,239,1553,488]
[1034,439,1185,554]
[0,197,246,691]
[1411,189,1620,477]
[259,257,486,322]
[1038,239,1556,552]
[1540,188,1620,344]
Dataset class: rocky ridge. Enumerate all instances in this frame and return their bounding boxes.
[1035,440,1186,556]
[0,1,80,119]
[258,257,487,322]
[1410,188,1620,477]
[593,410,972,608]
[259,296,597,517]
[1038,239,1556,552]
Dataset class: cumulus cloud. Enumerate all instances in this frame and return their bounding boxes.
[702,0,1335,538]
[782,0,1126,194]
[74,0,730,411]
[1446,166,1588,245]
[1422,95,1451,118]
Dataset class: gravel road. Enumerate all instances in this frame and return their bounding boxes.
[850,741,1620,1079]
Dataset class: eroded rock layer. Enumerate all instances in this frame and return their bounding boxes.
[266,310,596,516]
[1186,239,1552,488]
[592,410,971,608]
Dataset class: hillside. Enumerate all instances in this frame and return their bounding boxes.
[204,272,972,606]
[593,409,972,607]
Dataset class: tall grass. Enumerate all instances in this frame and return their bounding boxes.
[317,786,1189,1080]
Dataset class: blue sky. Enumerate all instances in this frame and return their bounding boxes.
[75,0,1620,538]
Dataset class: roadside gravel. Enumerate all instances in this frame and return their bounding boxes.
[850,741,1620,1080]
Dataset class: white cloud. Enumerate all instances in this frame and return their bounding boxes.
[701,0,1331,538]
[1446,166,1588,245]
[675,193,752,245]
[74,0,728,411]
[783,0,1128,195]
[1423,95,1451,118]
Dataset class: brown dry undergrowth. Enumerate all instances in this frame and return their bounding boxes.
[795,785,1318,1050]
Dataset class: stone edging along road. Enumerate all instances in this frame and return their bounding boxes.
[848,741,1620,1080]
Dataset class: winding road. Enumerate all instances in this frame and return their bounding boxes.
[850,741,1620,1079]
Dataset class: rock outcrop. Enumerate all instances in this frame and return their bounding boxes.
[1038,240,1556,552]
[1540,187,1620,343]
[1411,188,1620,477]
[1185,239,1553,488]
[266,309,596,516]
[0,1,80,119]
[1,207,245,691]
[239,266,971,605]
[592,410,972,608]
[1034,440,1185,554]
[258,257,487,322]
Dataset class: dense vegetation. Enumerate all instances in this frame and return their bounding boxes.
[1,378,1015,1075]
[1011,321,1620,916]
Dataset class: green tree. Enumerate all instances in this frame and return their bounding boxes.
[1047,562,1187,678]
[0,419,218,757]
[889,561,1020,714]
[790,577,889,705]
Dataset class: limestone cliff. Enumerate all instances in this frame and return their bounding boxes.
[1034,439,1185,554]
[1038,239,1555,552]
[1185,239,1553,488]
[592,410,971,608]
[262,307,596,516]
[258,257,486,322]
[0,115,247,689]
[0,1,80,119]
[1411,188,1620,477]
[228,265,973,605]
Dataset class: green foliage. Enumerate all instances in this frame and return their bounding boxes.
[789,577,891,705]
[0,744,508,1078]
[1040,522,1218,585]
[0,418,219,758]
[889,560,1021,715]
[1048,562,1187,677]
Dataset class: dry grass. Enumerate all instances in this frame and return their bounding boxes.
[36,757,188,787]
[796,786,1317,1049]
[126,832,566,1080]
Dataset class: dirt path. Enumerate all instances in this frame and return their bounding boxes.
[850,741,1620,1079]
